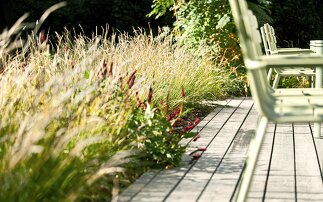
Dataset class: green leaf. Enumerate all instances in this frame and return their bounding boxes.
[216,14,230,29]
[84,70,90,79]
[183,132,195,138]
[144,104,154,121]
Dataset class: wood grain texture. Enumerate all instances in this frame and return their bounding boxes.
[265,123,296,201]
[294,123,323,201]
[118,98,323,202]
[164,98,250,201]
[246,122,276,201]
[198,101,256,202]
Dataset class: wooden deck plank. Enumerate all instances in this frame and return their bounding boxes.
[197,103,257,201]
[118,98,242,202]
[246,122,276,201]
[180,99,230,146]
[117,170,161,201]
[265,123,296,201]
[164,98,254,201]
[294,123,323,201]
[118,98,323,202]
[125,167,191,202]
[314,137,323,178]
[314,124,323,179]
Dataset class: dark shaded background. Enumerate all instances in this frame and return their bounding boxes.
[0,0,173,36]
[270,0,323,48]
[1,0,323,48]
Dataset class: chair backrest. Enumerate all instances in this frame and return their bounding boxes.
[269,25,278,44]
[229,0,276,117]
[228,0,263,60]
[247,11,264,56]
[263,23,279,53]
[260,26,271,55]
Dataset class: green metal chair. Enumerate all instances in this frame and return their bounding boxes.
[229,0,323,201]
[263,23,313,54]
[260,24,315,88]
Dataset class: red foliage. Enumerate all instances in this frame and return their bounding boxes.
[192,153,201,160]
[181,86,185,97]
[40,31,46,43]
[198,147,207,151]
[182,124,194,132]
[193,133,200,141]
[127,70,137,89]
[193,118,200,126]
[148,87,153,103]
[109,62,113,76]
[101,60,107,78]
[135,92,141,108]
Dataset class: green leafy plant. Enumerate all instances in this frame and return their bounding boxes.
[126,103,186,168]
[148,0,175,19]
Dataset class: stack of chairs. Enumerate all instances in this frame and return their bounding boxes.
[228,0,323,201]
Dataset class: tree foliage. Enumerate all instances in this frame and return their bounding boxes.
[148,0,271,63]
[148,0,175,18]
[150,0,241,64]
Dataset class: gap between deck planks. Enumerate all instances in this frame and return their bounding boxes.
[118,97,323,202]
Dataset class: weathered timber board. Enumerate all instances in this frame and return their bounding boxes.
[118,98,323,202]
[246,122,276,201]
[118,98,239,202]
[294,123,323,201]
[197,100,256,202]
[265,123,296,201]
[163,98,253,201]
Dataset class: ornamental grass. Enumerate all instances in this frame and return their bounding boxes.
[0,8,231,201]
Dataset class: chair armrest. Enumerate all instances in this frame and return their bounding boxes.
[272,49,314,55]
[245,54,323,70]
[261,54,323,67]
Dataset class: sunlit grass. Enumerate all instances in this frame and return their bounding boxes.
[0,12,232,200]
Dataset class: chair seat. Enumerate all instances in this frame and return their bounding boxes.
[273,67,315,75]
[273,48,313,55]
[268,94,323,122]
[275,88,323,95]
[277,47,308,50]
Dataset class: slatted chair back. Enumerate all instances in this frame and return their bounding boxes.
[259,23,315,88]
[263,23,313,54]
[262,24,276,54]
[229,0,257,59]
[260,26,271,55]
[229,0,274,115]
[244,11,277,96]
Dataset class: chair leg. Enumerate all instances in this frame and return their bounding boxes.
[314,123,321,138]
[236,117,268,202]
[267,68,273,82]
[272,74,280,89]
[308,76,314,88]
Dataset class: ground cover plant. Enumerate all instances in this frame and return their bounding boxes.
[0,9,234,201]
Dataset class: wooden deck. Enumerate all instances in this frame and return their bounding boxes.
[118,97,323,202]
